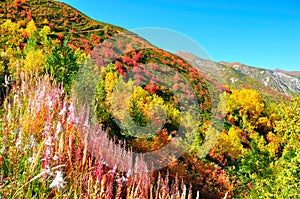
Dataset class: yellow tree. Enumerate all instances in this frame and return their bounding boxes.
[226,88,265,130]
[25,20,37,37]
[0,20,24,76]
[0,20,23,52]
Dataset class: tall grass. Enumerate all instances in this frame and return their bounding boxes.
[0,73,195,198]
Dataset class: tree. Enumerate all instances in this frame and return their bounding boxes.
[45,40,80,93]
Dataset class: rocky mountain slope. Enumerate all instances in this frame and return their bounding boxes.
[176,51,300,97]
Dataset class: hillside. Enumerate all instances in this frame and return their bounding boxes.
[1,0,300,199]
[0,0,216,139]
[0,0,152,54]
[0,0,225,198]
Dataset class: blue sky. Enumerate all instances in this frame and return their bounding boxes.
[61,0,300,71]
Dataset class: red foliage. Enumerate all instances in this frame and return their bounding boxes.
[144,83,159,94]
[121,56,134,66]
[225,86,231,93]
[132,52,141,62]
[239,131,247,144]
[161,59,168,65]
[90,34,101,46]
[228,117,235,124]
[199,102,205,110]
[57,33,64,41]
[115,61,122,71]
[68,42,77,51]
[216,83,224,92]
[176,59,184,66]
[20,9,26,17]
[13,0,19,9]
[242,84,249,88]
[19,43,25,50]
[26,12,32,21]
[22,30,28,39]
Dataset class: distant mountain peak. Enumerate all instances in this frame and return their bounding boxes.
[219,61,242,67]
[274,68,300,77]
[175,51,198,61]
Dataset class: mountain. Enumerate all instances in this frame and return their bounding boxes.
[176,51,300,97]
[2,1,300,198]
[273,68,300,77]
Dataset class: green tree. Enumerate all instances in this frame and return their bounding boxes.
[45,40,80,93]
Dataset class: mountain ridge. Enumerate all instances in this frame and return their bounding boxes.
[176,51,300,97]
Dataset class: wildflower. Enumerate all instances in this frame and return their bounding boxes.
[28,157,34,163]
[55,121,62,136]
[45,136,54,146]
[116,176,128,183]
[126,169,132,178]
[50,170,66,191]
[48,100,53,110]
[28,135,36,148]
[84,116,89,127]
[59,106,67,116]
[67,100,75,123]
[0,146,5,153]
[46,147,51,156]
[108,165,117,176]
[103,161,108,166]
[15,138,22,150]
[53,154,59,161]
[43,165,53,176]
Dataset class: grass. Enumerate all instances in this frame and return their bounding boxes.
[0,73,196,198]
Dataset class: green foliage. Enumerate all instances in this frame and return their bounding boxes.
[0,1,300,198]
[45,40,82,93]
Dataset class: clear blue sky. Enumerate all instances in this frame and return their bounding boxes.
[61,0,300,71]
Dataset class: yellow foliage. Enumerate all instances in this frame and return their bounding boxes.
[104,71,118,94]
[258,117,271,128]
[266,132,280,157]
[226,89,265,129]
[23,49,45,72]
[229,89,264,117]
[17,20,27,28]
[43,18,49,24]
[25,20,37,36]
[273,96,300,144]
[130,86,152,118]
[109,79,135,122]
[0,20,23,49]
[215,127,246,160]
[39,25,51,38]
[249,131,280,157]
[249,131,266,152]
[74,48,87,65]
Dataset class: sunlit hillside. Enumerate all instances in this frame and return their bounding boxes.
[0,0,300,198]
